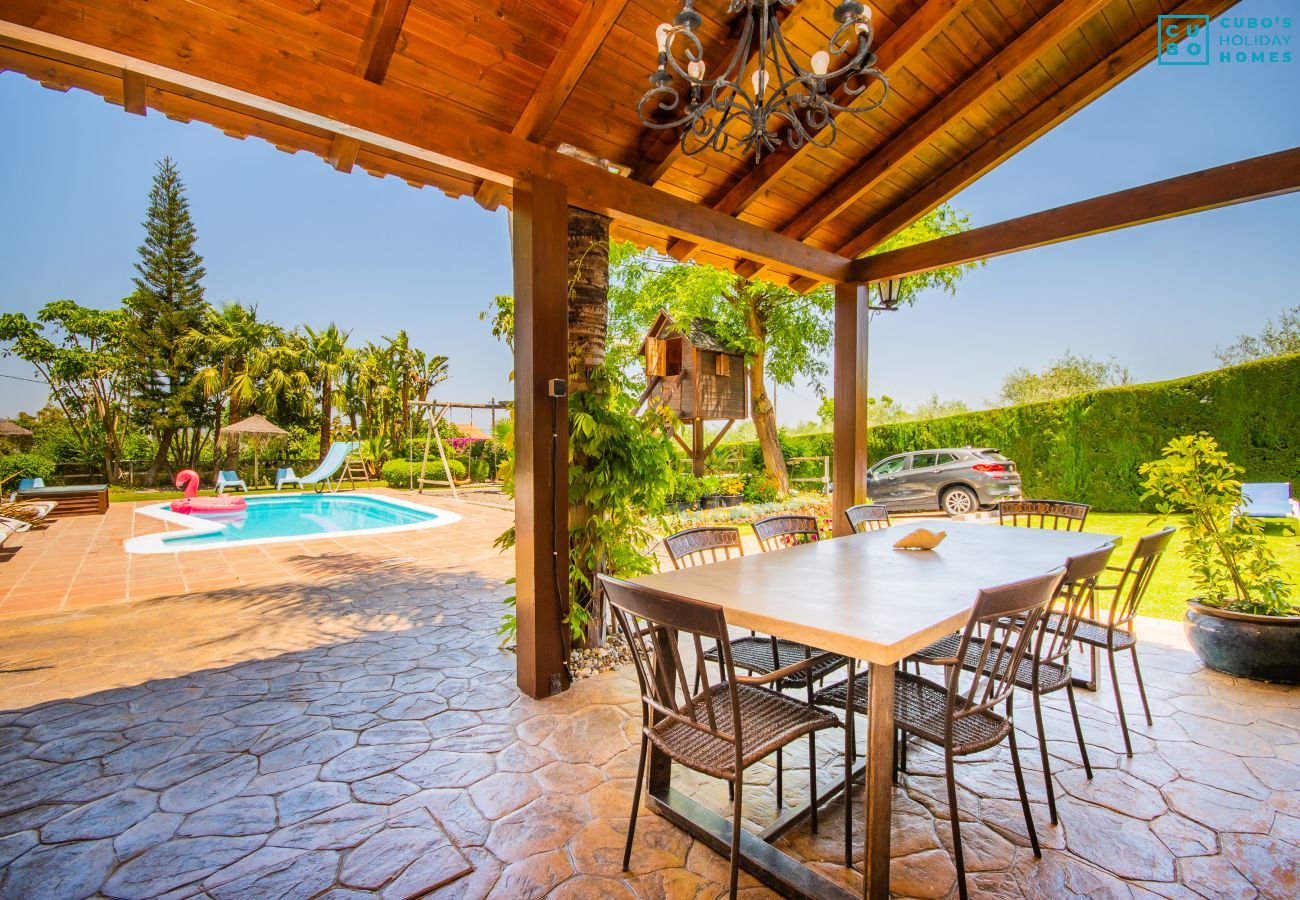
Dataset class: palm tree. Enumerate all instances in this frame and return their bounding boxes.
[254,332,314,423]
[304,323,350,458]
[188,302,280,471]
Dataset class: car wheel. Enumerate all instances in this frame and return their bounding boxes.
[941,486,978,517]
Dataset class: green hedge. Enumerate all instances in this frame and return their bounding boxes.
[720,354,1300,512]
[380,457,467,488]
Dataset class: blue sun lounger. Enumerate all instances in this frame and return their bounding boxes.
[298,441,362,493]
[1235,482,1299,534]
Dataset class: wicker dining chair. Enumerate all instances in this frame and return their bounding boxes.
[908,544,1116,824]
[998,499,1090,531]
[752,513,821,550]
[601,574,841,900]
[815,570,1063,899]
[844,503,891,534]
[1070,526,1176,756]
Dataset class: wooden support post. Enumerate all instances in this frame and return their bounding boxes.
[513,174,571,700]
[691,417,705,477]
[832,283,869,538]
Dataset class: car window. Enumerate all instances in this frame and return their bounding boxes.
[871,456,906,476]
[935,452,956,465]
[911,452,938,469]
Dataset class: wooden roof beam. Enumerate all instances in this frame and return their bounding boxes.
[850,147,1300,283]
[780,0,1109,245]
[471,0,630,212]
[121,69,146,115]
[838,0,1240,259]
[328,134,361,173]
[0,19,851,282]
[664,0,972,261]
[356,0,410,84]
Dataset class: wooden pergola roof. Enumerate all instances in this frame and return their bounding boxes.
[0,0,1238,289]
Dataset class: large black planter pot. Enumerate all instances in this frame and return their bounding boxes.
[1184,601,1300,684]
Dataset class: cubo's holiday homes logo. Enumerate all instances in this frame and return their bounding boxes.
[1159,14,1294,65]
[1158,15,1209,64]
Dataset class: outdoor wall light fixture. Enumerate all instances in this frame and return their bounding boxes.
[870,277,903,311]
[639,1,889,163]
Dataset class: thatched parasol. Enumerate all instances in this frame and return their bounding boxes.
[0,419,34,448]
[222,414,288,488]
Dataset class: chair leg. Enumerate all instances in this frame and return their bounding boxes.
[775,747,783,809]
[843,712,854,868]
[1065,682,1093,779]
[1129,645,1153,726]
[623,735,649,870]
[809,732,819,834]
[1108,647,1134,756]
[729,773,743,899]
[1031,690,1058,825]
[1007,716,1041,858]
[944,747,968,900]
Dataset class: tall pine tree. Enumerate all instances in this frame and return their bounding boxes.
[123,157,209,482]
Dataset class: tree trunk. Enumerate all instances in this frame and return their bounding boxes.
[146,427,175,486]
[566,206,611,648]
[320,376,332,459]
[748,341,791,494]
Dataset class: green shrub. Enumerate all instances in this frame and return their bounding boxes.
[383,457,467,488]
[381,459,412,488]
[743,472,780,503]
[470,459,490,482]
[0,452,56,489]
[719,354,1300,512]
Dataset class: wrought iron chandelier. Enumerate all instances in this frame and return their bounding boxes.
[638,1,889,163]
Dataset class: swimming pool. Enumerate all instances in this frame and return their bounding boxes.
[126,493,460,554]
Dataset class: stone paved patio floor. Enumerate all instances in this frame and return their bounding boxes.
[0,502,1297,898]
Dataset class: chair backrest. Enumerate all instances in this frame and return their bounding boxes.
[752,514,820,551]
[1034,543,1116,669]
[663,527,744,569]
[998,499,1090,531]
[845,504,890,533]
[600,574,744,761]
[17,478,42,491]
[220,470,239,481]
[945,570,1064,734]
[1106,526,1176,629]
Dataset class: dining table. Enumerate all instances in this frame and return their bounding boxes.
[631,518,1119,900]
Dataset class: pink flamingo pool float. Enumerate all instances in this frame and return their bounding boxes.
[170,469,247,514]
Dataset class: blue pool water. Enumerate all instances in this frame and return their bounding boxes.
[160,494,447,548]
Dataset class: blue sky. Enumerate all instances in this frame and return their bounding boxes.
[1,2,1297,425]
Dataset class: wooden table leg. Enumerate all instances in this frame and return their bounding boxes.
[863,661,894,900]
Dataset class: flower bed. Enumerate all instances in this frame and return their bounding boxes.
[661,493,834,536]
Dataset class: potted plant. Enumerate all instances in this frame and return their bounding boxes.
[720,475,745,507]
[1141,433,1298,683]
[700,475,724,509]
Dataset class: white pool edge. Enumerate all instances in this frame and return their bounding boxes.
[125,491,462,554]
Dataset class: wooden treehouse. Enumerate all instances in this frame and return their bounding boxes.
[640,312,747,476]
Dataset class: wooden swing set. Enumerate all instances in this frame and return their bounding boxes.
[410,400,508,498]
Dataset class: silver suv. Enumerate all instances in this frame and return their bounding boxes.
[866,447,1022,516]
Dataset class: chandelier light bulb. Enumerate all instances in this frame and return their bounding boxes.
[656,22,672,53]
[751,68,769,96]
[810,50,830,76]
[687,59,706,80]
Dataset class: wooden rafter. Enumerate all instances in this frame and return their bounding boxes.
[781,0,1109,246]
[834,0,1242,264]
[0,19,851,281]
[850,147,1300,282]
[664,0,971,261]
[356,0,410,84]
[474,0,631,212]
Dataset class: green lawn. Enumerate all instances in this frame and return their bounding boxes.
[1080,512,1298,622]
